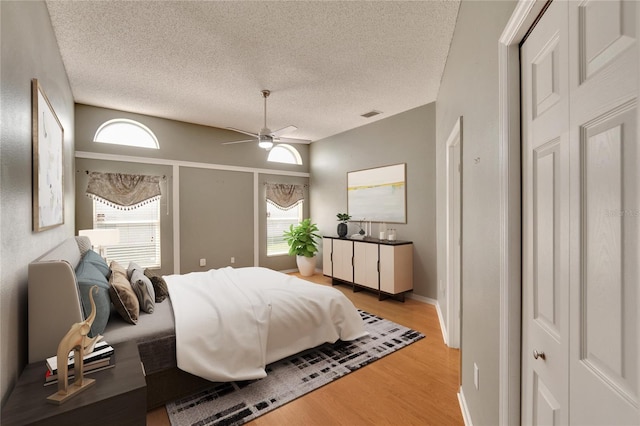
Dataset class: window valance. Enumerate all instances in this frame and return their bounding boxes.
[265,183,305,210]
[86,172,161,210]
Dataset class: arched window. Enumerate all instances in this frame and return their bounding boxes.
[93,119,159,149]
[267,144,302,165]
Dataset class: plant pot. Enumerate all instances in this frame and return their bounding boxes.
[337,223,348,237]
[296,255,316,277]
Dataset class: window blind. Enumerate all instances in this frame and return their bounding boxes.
[94,200,161,268]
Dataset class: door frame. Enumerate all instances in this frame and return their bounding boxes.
[445,116,462,348]
[497,1,548,425]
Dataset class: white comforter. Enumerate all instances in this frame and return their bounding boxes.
[164,267,367,382]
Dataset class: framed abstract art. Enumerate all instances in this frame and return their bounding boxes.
[347,163,406,223]
[32,79,64,231]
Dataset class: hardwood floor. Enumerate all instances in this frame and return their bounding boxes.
[147,273,463,425]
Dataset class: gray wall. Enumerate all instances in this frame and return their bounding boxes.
[310,103,437,299]
[0,1,75,405]
[180,167,254,271]
[435,1,517,425]
[74,104,310,275]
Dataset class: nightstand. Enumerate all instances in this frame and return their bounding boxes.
[1,340,146,426]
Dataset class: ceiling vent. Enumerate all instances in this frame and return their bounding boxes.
[360,110,382,118]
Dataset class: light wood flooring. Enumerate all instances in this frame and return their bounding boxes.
[147,273,463,425]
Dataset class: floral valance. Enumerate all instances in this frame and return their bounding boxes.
[86,172,161,210]
[266,183,305,210]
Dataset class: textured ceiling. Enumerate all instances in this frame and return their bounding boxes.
[46,1,460,143]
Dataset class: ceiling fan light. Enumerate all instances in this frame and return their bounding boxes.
[258,139,273,150]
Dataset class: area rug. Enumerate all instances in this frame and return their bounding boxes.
[166,310,424,426]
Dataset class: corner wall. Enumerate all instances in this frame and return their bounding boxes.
[435,1,517,425]
[310,103,437,299]
[0,1,75,405]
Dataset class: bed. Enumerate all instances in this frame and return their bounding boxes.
[27,237,366,409]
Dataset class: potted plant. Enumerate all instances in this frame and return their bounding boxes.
[283,218,320,276]
[336,213,351,237]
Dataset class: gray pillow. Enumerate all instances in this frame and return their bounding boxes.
[127,261,143,280]
[75,235,92,256]
[75,260,111,337]
[82,249,110,278]
[130,268,155,314]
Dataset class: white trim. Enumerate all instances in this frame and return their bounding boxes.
[93,118,159,149]
[172,165,180,274]
[445,117,462,349]
[75,151,310,177]
[458,387,474,426]
[436,301,449,345]
[405,293,436,305]
[253,172,259,266]
[498,1,546,425]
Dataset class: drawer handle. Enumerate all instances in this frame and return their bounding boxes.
[533,350,546,360]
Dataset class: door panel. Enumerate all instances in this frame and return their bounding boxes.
[523,0,639,424]
[521,1,570,423]
[569,0,639,424]
[533,140,562,340]
[581,109,638,400]
[332,239,353,282]
[533,373,561,426]
[353,241,378,289]
[322,238,332,276]
[579,0,635,82]
[533,35,561,118]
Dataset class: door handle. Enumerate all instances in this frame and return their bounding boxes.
[533,350,546,360]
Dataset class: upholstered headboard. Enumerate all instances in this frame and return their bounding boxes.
[28,237,85,363]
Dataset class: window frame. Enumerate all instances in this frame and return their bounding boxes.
[267,144,303,165]
[93,118,160,149]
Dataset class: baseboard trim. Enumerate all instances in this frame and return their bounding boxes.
[406,293,436,305]
[435,301,449,345]
[458,387,473,426]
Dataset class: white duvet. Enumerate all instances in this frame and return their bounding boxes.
[164,267,367,382]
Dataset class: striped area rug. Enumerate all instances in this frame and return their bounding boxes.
[166,310,424,426]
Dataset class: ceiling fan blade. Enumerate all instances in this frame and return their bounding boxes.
[222,139,256,145]
[276,137,312,144]
[227,127,258,138]
[272,125,298,137]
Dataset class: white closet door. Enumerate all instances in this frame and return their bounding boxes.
[521,1,570,423]
[522,1,639,424]
[568,1,638,424]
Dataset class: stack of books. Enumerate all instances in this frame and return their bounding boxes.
[44,341,115,386]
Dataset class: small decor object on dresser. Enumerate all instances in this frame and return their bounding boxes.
[336,213,351,237]
[47,286,101,404]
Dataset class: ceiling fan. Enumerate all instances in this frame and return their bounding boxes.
[222,90,311,150]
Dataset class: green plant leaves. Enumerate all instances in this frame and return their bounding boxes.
[283,218,320,257]
[336,213,351,223]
